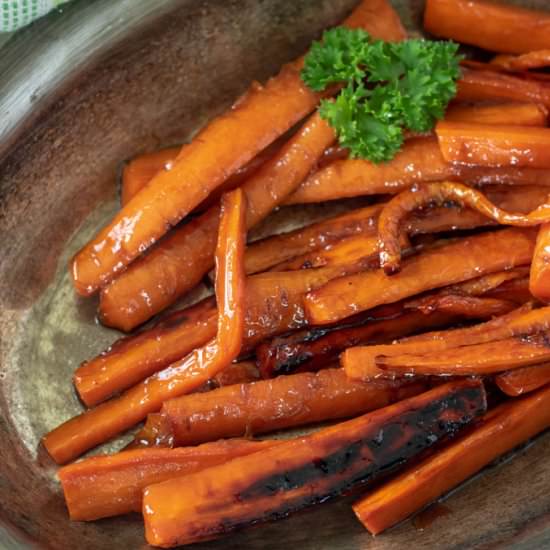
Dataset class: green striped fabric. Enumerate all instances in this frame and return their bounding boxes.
[1,0,70,32]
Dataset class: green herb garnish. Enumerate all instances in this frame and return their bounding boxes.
[301,28,462,163]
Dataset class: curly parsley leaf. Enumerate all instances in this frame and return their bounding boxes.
[301,29,462,162]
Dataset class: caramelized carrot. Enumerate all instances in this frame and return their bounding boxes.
[491,51,550,73]
[58,439,278,521]
[70,0,406,297]
[285,136,550,205]
[405,295,516,318]
[378,182,550,274]
[436,121,550,168]
[444,102,548,127]
[424,0,550,55]
[484,275,532,304]
[120,146,180,206]
[134,369,427,448]
[377,334,550,376]
[530,223,550,302]
[495,363,550,396]
[456,69,550,108]
[142,380,486,547]
[353,383,550,535]
[305,228,536,325]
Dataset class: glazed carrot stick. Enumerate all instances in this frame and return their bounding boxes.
[120,146,180,206]
[133,370,427,448]
[377,334,550,376]
[529,223,550,302]
[353,383,550,535]
[142,380,486,547]
[491,51,550,73]
[444,102,548,127]
[405,295,516,318]
[424,0,550,55]
[456,69,550,108]
[305,228,536,325]
[285,136,550,205]
[378,182,550,274]
[436,121,550,168]
[58,439,278,521]
[70,0,406,297]
[485,275,532,304]
[495,363,550,396]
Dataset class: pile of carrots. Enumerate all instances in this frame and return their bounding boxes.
[40,0,550,546]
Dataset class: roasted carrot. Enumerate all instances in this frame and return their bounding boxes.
[120,146,180,207]
[491,51,550,73]
[436,121,550,168]
[485,275,532,304]
[378,182,550,274]
[404,295,516,318]
[353,383,550,535]
[444,102,548,127]
[133,369,427,448]
[285,136,550,205]
[530,223,550,303]
[424,0,550,55]
[377,334,550,376]
[305,228,536,325]
[58,439,278,521]
[142,380,486,547]
[70,0,406,297]
[495,363,550,396]
[456,69,550,109]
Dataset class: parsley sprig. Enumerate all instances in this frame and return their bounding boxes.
[302,28,462,163]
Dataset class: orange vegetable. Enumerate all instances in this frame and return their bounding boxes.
[491,50,550,73]
[353,383,550,534]
[530,223,550,302]
[436,121,550,168]
[70,0,405,297]
[456,69,550,108]
[424,0,550,55]
[142,380,486,547]
[444,102,548,126]
[404,295,516,318]
[484,275,532,304]
[58,439,278,521]
[378,181,550,274]
[133,369,426,448]
[305,228,536,325]
[495,363,550,396]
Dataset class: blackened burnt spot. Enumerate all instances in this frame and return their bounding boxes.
[273,350,315,375]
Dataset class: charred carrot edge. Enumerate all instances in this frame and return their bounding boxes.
[378,181,550,274]
[444,102,548,127]
[58,439,279,521]
[495,362,550,397]
[353,383,550,535]
[142,380,486,547]
[305,228,536,325]
[530,223,550,303]
[135,369,427,448]
[70,0,406,297]
[436,121,550,168]
[377,334,550,376]
[456,69,550,109]
[424,0,550,55]
[491,51,550,73]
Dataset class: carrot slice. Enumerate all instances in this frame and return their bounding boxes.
[353,383,550,535]
[305,228,536,325]
[377,335,550,376]
[133,369,426,448]
[530,223,550,302]
[456,69,550,108]
[495,363,550,396]
[436,121,550,168]
[424,0,550,55]
[491,51,550,73]
[70,0,406,297]
[142,380,486,547]
[378,181,550,274]
[58,439,278,521]
[444,102,548,127]
[285,136,550,205]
